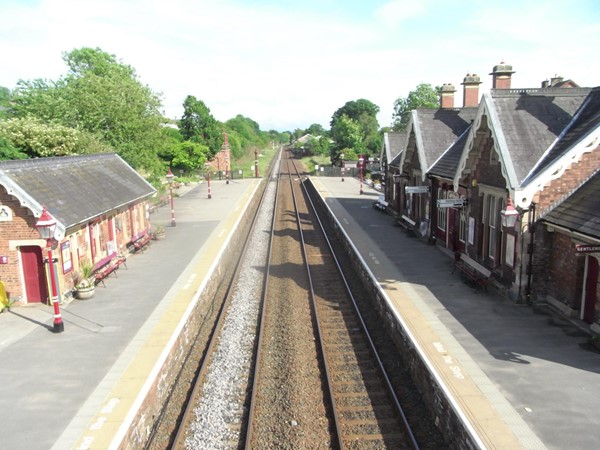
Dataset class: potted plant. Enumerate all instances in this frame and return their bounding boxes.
[73,262,96,300]
[152,224,166,241]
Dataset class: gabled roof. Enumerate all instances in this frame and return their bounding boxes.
[428,125,472,180]
[455,87,591,196]
[401,107,477,180]
[522,87,600,182]
[380,132,407,167]
[0,154,156,239]
[542,170,600,240]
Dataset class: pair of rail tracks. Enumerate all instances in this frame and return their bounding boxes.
[167,150,419,449]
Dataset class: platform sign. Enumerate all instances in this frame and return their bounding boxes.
[437,198,466,208]
[405,186,429,194]
[575,244,600,253]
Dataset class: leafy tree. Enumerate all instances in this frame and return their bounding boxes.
[329,114,365,163]
[0,135,28,160]
[330,99,380,129]
[305,123,327,137]
[330,99,380,155]
[392,83,440,131]
[10,47,166,174]
[179,96,224,158]
[0,117,111,158]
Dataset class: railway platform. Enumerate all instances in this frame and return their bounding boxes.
[311,175,600,450]
[0,178,260,450]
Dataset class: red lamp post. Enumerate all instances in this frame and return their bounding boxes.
[166,168,176,227]
[35,207,64,333]
[205,163,212,199]
[225,156,229,185]
[340,152,345,182]
[358,156,364,195]
[254,148,259,178]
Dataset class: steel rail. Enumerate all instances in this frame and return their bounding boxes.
[292,153,420,450]
[170,149,281,450]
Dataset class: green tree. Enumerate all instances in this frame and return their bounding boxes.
[0,117,112,158]
[10,47,166,174]
[305,123,327,137]
[392,83,440,131]
[330,99,380,155]
[179,96,224,158]
[329,114,365,163]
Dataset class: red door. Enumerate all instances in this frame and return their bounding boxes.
[583,256,599,323]
[21,246,48,303]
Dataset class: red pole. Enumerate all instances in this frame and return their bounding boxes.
[341,156,345,182]
[169,184,176,227]
[46,244,64,333]
[207,169,212,199]
[359,157,364,194]
[254,149,259,178]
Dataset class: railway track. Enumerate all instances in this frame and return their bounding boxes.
[246,152,419,449]
[164,149,420,449]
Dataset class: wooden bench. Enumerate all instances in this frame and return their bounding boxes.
[372,198,388,212]
[131,232,152,253]
[396,214,416,231]
[93,254,117,287]
[453,253,492,291]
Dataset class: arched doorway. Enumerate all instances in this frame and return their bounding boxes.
[20,246,48,303]
[583,255,599,324]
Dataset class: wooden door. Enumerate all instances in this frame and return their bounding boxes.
[583,256,599,324]
[21,246,48,303]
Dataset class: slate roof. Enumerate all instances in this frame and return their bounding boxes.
[523,87,600,184]
[0,154,156,237]
[410,107,477,172]
[428,125,471,180]
[381,132,407,166]
[542,170,600,239]
[489,87,591,186]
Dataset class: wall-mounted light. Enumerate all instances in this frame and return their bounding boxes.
[500,196,519,228]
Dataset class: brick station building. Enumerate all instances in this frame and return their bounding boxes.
[0,154,156,305]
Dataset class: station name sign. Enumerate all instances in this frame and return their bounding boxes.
[575,244,600,253]
[405,186,430,194]
[437,198,467,208]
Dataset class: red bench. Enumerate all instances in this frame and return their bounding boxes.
[93,254,127,287]
[453,252,491,291]
[132,232,152,252]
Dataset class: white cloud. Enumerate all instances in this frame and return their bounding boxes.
[0,0,598,131]
[373,0,427,28]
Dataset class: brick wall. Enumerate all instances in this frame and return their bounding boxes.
[534,144,600,214]
[0,187,41,300]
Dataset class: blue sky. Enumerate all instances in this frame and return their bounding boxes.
[1,0,598,131]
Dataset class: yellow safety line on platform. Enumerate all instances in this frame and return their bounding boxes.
[311,177,525,450]
[71,180,261,450]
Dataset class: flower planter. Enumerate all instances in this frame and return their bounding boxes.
[76,286,96,300]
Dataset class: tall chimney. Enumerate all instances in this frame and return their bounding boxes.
[490,61,515,89]
[440,83,456,108]
[461,73,482,107]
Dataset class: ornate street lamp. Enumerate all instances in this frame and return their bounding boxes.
[358,156,364,195]
[500,196,519,229]
[166,168,176,227]
[340,153,345,182]
[35,207,64,333]
[205,163,212,199]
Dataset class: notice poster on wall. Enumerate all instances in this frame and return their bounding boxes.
[468,217,475,245]
[505,234,515,267]
[61,241,72,274]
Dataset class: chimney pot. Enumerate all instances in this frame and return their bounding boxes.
[461,73,482,107]
[440,83,456,108]
[490,61,515,89]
